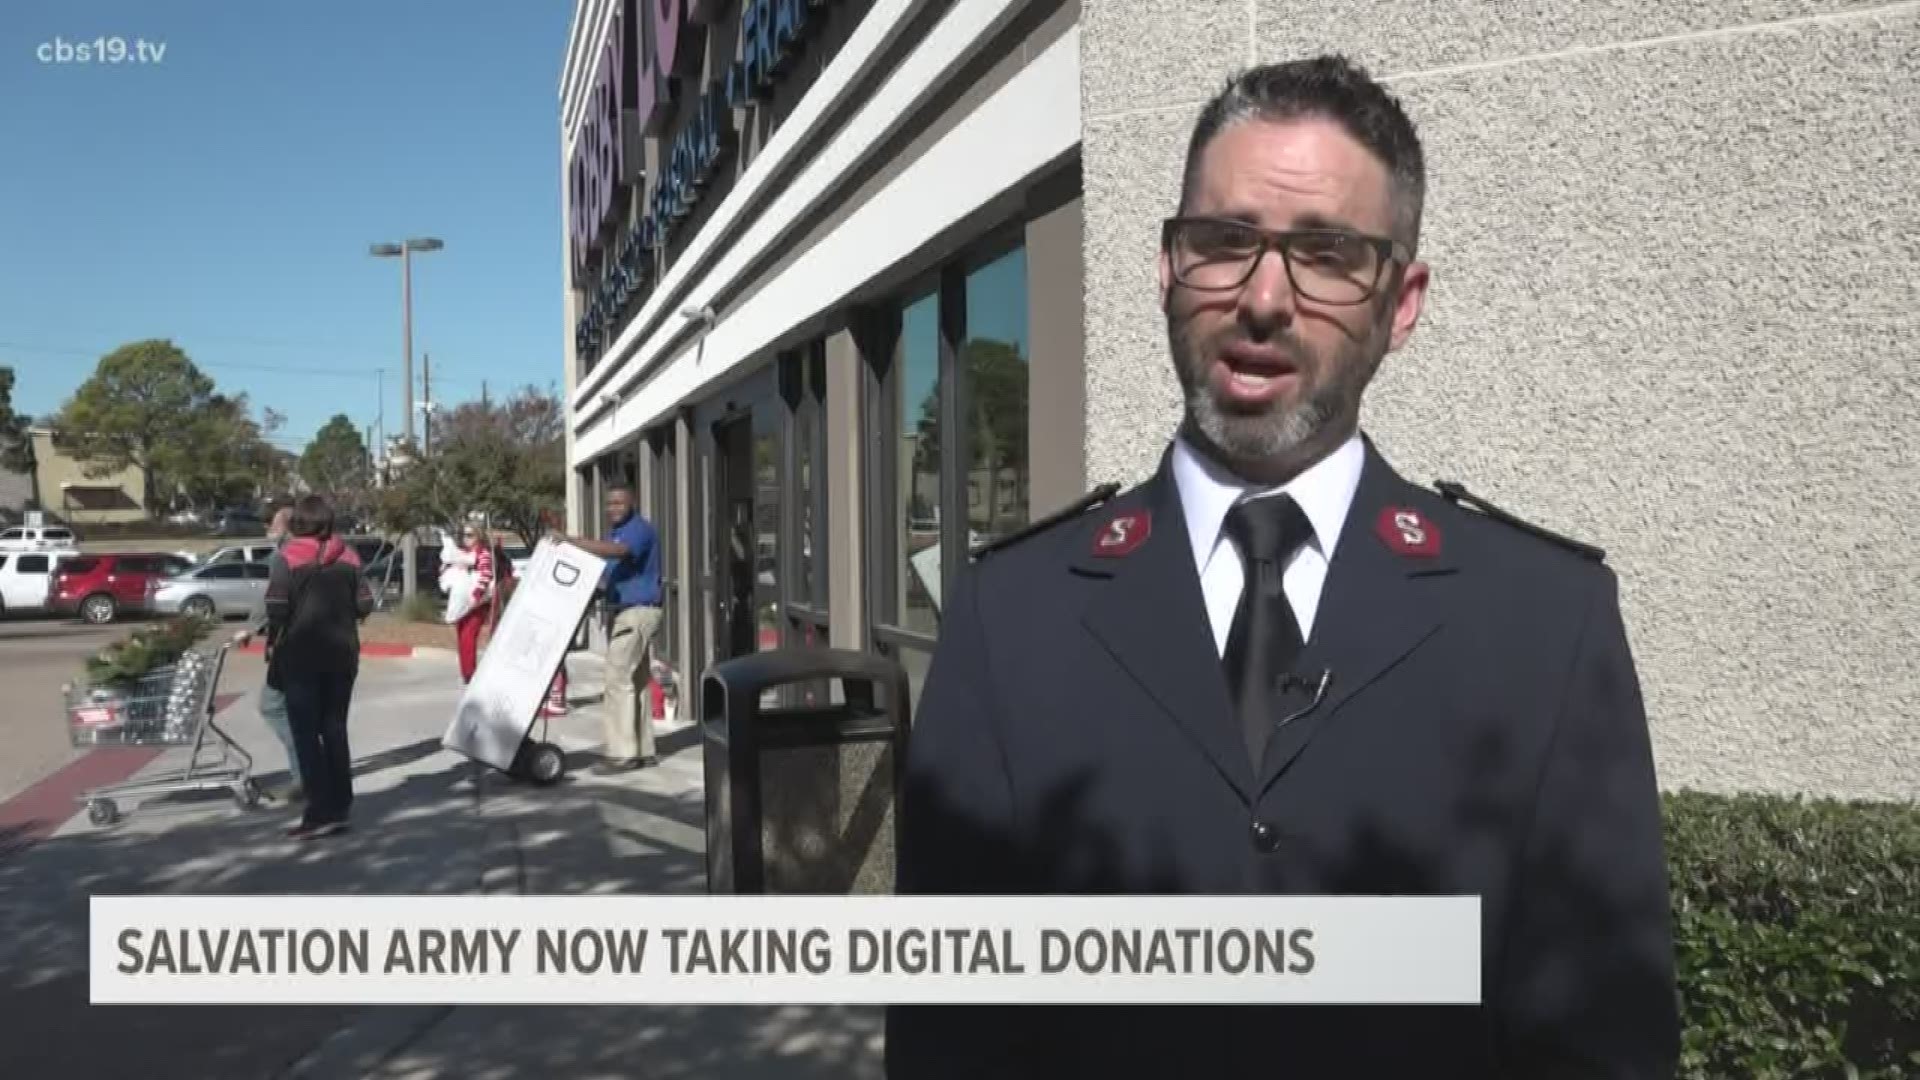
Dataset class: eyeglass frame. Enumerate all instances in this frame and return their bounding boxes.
[1160,216,1413,304]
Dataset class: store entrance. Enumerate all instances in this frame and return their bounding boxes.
[712,413,759,664]
[699,367,785,683]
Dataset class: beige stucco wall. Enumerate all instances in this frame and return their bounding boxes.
[1082,0,1920,801]
[29,430,146,524]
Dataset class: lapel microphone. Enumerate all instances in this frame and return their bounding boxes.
[1275,668,1333,730]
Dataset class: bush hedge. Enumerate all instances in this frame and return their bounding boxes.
[1666,788,1919,1079]
[397,592,444,625]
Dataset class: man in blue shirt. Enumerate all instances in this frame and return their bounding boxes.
[551,485,663,773]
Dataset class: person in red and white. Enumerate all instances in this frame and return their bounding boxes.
[451,524,494,683]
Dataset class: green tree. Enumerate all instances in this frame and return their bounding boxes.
[0,366,34,476]
[374,386,565,546]
[0,366,39,514]
[373,439,460,537]
[300,414,370,507]
[907,338,1029,533]
[252,410,298,502]
[174,393,281,510]
[492,386,566,545]
[51,340,219,513]
[961,338,1030,534]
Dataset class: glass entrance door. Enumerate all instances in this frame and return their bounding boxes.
[713,413,759,663]
[697,367,785,685]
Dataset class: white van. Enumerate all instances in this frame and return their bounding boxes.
[0,550,73,614]
[0,525,78,553]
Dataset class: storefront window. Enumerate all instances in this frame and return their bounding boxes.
[794,392,815,607]
[649,429,678,668]
[754,399,782,654]
[895,289,942,638]
[962,247,1030,547]
[789,344,831,618]
[866,233,1036,714]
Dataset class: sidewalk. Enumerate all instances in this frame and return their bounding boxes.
[0,647,883,1080]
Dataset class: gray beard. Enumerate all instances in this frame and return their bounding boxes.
[1185,373,1340,463]
[1170,325,1379,475]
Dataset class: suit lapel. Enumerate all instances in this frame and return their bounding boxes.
[1076,458,1256,803]
[1257,442,1458,793]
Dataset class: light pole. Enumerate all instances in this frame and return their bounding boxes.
[370,237,443,602]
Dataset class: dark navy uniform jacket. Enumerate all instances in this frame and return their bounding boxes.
[886,438,1679,1079]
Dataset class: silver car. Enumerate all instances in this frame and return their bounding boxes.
[150,561,271,619]
[200,543,279,567]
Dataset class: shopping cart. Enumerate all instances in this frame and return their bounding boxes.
[64,642,259,826]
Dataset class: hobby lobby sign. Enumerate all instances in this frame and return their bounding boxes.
[568,0,841,359]
[568,0,740,289]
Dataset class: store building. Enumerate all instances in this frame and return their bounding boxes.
[560,0,1081,704]
[564,0,1917,800]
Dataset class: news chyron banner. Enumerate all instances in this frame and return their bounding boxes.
[443,538,600,771]
[91,896,1480,1005]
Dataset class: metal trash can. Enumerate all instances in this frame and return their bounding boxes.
[702,649,910,895]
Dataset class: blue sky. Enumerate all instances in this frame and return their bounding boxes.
[0,1,573,458]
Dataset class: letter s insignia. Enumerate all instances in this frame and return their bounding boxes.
[1394,511,1427,547]
[1375,507,1442,557]
[1092,512,1151,557]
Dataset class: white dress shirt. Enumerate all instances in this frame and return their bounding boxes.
[1171,433,1366,656]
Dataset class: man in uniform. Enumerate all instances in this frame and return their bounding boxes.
[887,56,1678,1078]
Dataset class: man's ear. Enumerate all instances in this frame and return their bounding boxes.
[1387,260,1430,352]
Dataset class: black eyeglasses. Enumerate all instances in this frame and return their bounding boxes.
[1162,217,1408,304]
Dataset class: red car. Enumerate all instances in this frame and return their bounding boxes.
[50,552,195,625]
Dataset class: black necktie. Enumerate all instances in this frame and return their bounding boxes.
[1222,495,1313,769]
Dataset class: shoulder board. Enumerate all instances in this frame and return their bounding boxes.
[1432,480,1606,562]
[970,483,1122,560]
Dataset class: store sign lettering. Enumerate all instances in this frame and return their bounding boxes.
[633,0,700,136]
[567,0,640,289]
[730,0,822,104]
[577,0,837,361]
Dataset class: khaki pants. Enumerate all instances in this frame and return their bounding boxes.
[602,604,662,761]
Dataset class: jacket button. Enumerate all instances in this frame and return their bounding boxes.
[1250,819,1280,854]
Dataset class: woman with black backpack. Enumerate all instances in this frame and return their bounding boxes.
[263,495,375,840]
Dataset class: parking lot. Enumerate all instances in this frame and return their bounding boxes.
[0,618,124,804]
[0,616,268,807]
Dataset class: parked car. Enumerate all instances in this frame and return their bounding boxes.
[0,550,77,615]
[210,510,267,537]
[502,545,531,578]
[201,543,279,567]
[364,545,444,604]
[345,536,394,567]
[49,552,194,624]
[0,524,79,552]
[149,561,271,620]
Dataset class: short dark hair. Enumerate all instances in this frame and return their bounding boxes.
[1179,56,1426,253]
[288,495,335,538]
